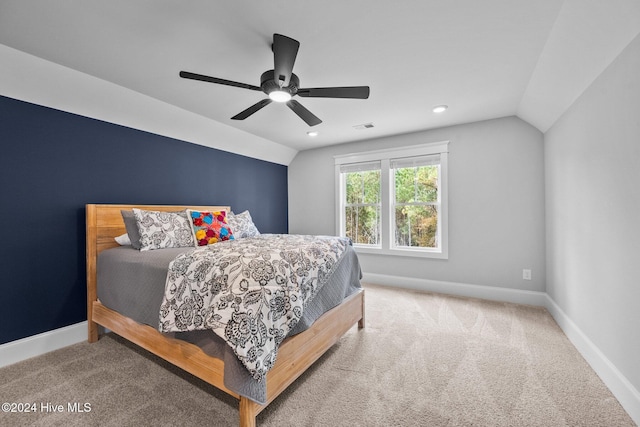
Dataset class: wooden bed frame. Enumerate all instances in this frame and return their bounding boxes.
[86,204,365,427]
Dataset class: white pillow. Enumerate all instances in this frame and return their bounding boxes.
[114,233,131,246]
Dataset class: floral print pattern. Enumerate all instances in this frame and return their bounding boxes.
[159,234,350,380]
[227,210,260,239]
[133,209,195,251]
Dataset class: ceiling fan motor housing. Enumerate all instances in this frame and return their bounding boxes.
[261,70,299,97]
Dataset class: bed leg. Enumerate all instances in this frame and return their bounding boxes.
[357,289,365,329]
[87,296,99,343]
[88,320,99,343]
[239,397,259,427]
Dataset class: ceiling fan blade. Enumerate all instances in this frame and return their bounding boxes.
[272,34,300,87]
[286,100,322,126]
[179,71,261,91]
[231,99,273,120]
[297,86,370,99]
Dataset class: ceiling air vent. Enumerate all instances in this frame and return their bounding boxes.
[353,123,374,130]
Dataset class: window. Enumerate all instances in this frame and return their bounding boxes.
[335,142,448,258]
[392,155,440,249]
[341,161,381,246]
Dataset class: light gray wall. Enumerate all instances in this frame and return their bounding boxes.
[289,116,545,291]
[545,33,640,392]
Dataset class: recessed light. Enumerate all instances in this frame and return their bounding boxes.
[432,105,448,113]
[306,131,319,137]
[353,123,374,130]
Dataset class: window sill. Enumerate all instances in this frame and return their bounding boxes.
[352,245,448,259]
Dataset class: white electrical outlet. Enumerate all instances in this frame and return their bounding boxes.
[523,269,532,280]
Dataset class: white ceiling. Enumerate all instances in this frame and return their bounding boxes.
[1,0,639,153]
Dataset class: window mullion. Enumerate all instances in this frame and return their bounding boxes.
[336,165,341,236]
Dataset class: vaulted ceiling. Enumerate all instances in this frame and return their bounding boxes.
[1,1,639,154]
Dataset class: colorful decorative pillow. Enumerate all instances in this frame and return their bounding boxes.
[132,209,195,251]
[187,210,234,246]
[227,210,260,239]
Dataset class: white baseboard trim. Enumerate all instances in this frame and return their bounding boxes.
[362,273,640,425]
[543,295,640,425]
[362,273,548,307]
[0,321,87,369]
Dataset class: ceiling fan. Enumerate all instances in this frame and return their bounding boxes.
[179,33,370,127]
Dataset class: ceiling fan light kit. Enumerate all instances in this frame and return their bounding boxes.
[268,90,292,103]
[180,33,370,127]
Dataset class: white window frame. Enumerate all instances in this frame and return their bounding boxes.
[335,141,449,259]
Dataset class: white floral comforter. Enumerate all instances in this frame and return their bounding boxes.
[158,234,350,380]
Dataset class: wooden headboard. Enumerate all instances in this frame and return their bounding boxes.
[86,204,230,256]
[85,204,230,339]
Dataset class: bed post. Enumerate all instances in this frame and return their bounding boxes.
[239,397,260,427]
[86,204,99,343]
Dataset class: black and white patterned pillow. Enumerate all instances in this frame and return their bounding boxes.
[132,208,195,251]
[227,210,260,239]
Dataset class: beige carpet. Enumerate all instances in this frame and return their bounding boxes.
[0,284,635,426]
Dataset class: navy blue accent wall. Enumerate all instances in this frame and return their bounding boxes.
[0,95,288,345]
